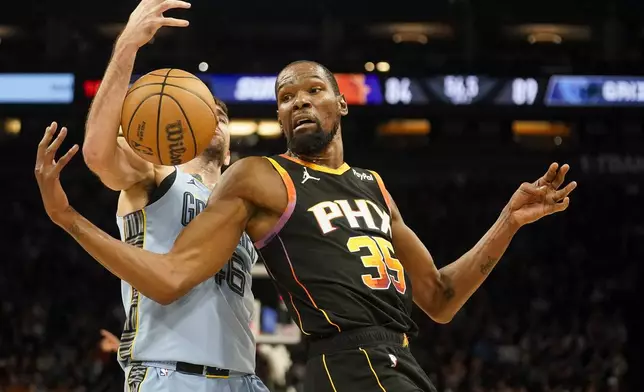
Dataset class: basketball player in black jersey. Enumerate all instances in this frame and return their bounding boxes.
[36,60,577,391]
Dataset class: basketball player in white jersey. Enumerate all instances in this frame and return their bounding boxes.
[76,0,269,391]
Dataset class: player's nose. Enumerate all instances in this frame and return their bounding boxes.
[293,92,312,110]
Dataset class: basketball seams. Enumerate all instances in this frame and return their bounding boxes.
[125,93,163,160]
[155,69,173,165]
[125,83,216,118]
[148,74,201,80]
[162,94,199,159]
[123,69,216,166]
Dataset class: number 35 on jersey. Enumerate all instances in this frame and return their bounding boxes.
[308,199,407,295]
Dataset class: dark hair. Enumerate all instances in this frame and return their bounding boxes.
[213,96,229,117]
[276,60,341,96]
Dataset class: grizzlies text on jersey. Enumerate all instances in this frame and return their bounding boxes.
[254,154,418,339]
[115,168,258,373]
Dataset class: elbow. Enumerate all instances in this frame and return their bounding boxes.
[82,144,106,171]
[153,294,180,306]
[82,131,117,172]
[417,281,457,324]
[429,310,454,325]
[146,273,189,306]
[143,285,182,306]
[416,299,456,324]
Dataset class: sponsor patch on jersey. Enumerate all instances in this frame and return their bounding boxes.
[352,168,374,181]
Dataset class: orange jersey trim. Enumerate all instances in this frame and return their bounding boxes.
[369,170,392,214]
[276,235,341,333]
[279,153,350,175]
[254,157,297,249]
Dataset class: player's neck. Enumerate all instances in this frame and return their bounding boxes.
[181,158,221,189]
[289,134,345,169]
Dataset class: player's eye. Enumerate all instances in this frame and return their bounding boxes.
[310,87,321,94]
[280,94,293,102]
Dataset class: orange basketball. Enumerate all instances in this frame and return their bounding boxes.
[121,68,218,166]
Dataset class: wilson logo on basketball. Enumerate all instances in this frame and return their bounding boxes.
[130,140,154,156]
[136,121,146,141]
[165,121,187,165]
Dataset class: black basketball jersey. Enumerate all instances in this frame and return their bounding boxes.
[255,153,418,339]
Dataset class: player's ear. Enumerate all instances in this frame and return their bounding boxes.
[278,117,284,133]
[224,150,231,166]
[338,94,348,116]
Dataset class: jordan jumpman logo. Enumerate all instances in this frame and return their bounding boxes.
[301,167,320,184]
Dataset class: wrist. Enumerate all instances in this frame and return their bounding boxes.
[52,206,79,233]
[499,205,521,236]
[114,36,140,57]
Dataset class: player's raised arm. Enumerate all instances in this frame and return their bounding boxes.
[83,0,190,191]
[387,165,576,323]
[36,123,282,305]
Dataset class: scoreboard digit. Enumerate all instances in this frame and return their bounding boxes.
[383,77,428,105]
[384,77,412,104]
[511,78,539,105]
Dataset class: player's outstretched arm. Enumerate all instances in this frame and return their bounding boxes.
[83,0,190,191]
[36,123,277,305]
[388,164,576,324]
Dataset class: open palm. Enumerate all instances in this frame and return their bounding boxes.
[508,163,577,227]
[34,122,79,223]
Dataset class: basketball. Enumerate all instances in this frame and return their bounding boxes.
[120,68,218,166]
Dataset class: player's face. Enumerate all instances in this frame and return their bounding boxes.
[201,105,230,165]
[276,63,347,156]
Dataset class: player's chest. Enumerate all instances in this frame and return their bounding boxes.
[164,185,210,227]
[293,193,391,239]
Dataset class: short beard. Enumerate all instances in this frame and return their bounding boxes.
[288,120,339,157]
[200,144,225,166]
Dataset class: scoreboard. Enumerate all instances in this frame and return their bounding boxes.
[382,75,544,106]
[4,72,644,108]
[196,74,547,107]
[201,74,644,107]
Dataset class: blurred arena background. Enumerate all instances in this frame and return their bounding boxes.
[0,0,642,391]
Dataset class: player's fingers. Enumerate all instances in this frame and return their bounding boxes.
[53,144,79,175]
[37,122,57,158]
[160,17,189,27]
[100,329,119,341]
[520,183,548,198]
[542,162,559,184]
[552,164,570,189]
[549,197,570,214]
[552,181,577,202]
[45,126,68,158]
[156,0,191,14]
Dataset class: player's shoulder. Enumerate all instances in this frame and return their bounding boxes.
[225,155,278,177]
[219,155,288,214]
[220,156,284,192]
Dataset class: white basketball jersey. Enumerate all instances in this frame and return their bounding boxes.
[115,168,257,374]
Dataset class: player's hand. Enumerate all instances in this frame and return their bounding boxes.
[34,122,79,224]
[119,0,191,48]
[99,329,121,353]
[507,163,577,228]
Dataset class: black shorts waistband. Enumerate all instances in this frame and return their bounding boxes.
[129,360,231,378]
[307,326,409,357]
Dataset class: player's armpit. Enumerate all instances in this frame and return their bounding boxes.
[388,195,454,324]
[83,137,154,191]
